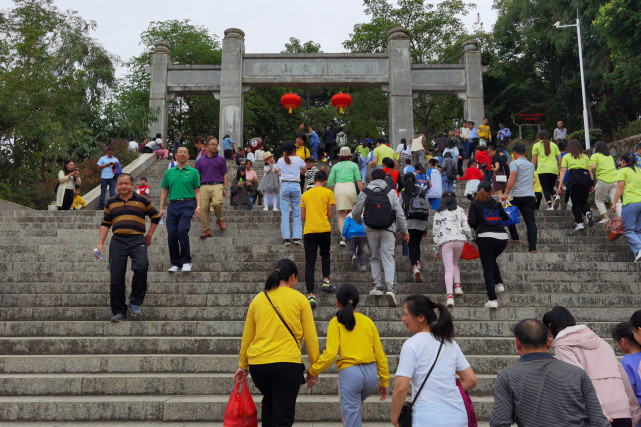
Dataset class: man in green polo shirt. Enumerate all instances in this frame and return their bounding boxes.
[159,145,201,272]
[370,137,397,169]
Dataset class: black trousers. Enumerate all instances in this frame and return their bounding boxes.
[535,192,542,209]
[611,419,632,427]
[224,149,233,160]
[60,189,74,210]
[538,173,557,205]
[476,236,507,301]
[408,229,424,266]
[507,196,538,251]
[325,143,335,160]
[109,234,149,315]
[249,362,303,427]
[303,232,331,293]
[569,185,591,224]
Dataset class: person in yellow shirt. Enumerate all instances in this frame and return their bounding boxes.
[531,130,562,210]
[611,152,641,262]
[234,259,320,426]
[478,117,492,146]
[558,139,594,231]
[72,186,86,210]
[371,137,397,168]
[295,133,312,193]
[533,173,543,209]
[590,141,622,223]
[300,170,336,307]
[306,284,389,426]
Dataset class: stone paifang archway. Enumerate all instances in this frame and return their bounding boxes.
[149,27,485,147]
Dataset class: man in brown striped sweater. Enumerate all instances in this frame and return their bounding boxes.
[97,173,161,322]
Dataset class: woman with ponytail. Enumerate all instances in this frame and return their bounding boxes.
[557,139,595,230]
[531,130,561,210]
[275,142,307,245]
[307,284,389,426]
[234,259,319,426]
[391,295,477,426]
[611,152,641,262]
[468,181,509,309]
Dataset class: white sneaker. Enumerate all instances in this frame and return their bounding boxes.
[495,284,505,293]
[575,223,585,231]
[339,241,346,247]
[181,263,192,272]
[546,205,555,211]
[369,287,384,296]
[272,207,279,212]
[446,295,454,307]
[386,291,397,307]
[551,195,561,209]
[454,285,464,296]
[167,265,180,272]
[351,255,357,264]
[635,252,641,263]
[585,211,594,227]
[598,218,609,224]
[485,300,499,309]
[263,207,268,211]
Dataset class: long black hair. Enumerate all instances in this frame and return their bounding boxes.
[401,138,407,151]
[336,284,359,331]
[612,322,640,347]
[264,259,298,291]
[235,167,246,181]
[593,141,610,156]
[621,152,639,171]
[542,306,576,338]
[437,191,457,212]
[63,159,75,175]
[404,294,454,342]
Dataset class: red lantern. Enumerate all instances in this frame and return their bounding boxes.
[280,93,301,114]
[331,93,352,114]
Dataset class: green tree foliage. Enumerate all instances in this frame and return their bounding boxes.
[486,0,640,139]
[107,19,222,143]
[343,0,474,137]
[0,0,116,186]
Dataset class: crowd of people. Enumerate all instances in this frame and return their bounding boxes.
[90,120,641,426]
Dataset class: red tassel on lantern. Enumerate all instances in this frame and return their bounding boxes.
[280,93,301,114]
[331,93,352,114]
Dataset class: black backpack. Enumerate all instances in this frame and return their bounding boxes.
[445,160,458,181]
[363,186,395,229]
[406,190,430,220]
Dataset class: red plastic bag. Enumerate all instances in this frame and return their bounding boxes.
[607,216,624,241]
[224,378,257,427]
[460,242,480,260]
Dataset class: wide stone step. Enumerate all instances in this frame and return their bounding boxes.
[0,394,496,422]
[2,293,640,309]
[1,305,633,322]
[3,280,636,295]
[0,354,518,376]
[0,319,623,338]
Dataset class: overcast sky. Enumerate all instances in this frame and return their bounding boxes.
[1,0,497,76]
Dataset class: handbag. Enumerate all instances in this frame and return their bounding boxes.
[263,291,306,385]
[495,174,507,183]
[460,242,480,260]
[500,201,521,227]
[398,340,444,427]
[456,378,477,427]
[607,215,624,241]
[223,377,258,427]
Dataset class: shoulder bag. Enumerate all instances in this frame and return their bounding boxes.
[398,339,444,427]
[263,291,306,385]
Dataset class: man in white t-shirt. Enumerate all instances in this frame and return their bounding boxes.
[254,148,264,161]
[127,138,139,152]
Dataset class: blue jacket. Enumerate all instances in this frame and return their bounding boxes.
[342,216,366,240]
[309,131,320,146]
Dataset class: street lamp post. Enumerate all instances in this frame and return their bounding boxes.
[554,11,591,149]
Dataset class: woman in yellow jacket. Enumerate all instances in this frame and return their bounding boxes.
[234,259,320,427]
[306,284,389,427]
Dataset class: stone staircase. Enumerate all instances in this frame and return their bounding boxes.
[0,158,639,425]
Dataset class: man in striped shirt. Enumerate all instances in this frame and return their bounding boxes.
[490,319,609,427]
[97,173,161,322]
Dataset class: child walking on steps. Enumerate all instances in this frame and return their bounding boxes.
[306,284,389,427]
[342,212,367,272]
[258,151,279,211]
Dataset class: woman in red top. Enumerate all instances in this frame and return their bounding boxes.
[475,147,493,183]
[381,157,403,196]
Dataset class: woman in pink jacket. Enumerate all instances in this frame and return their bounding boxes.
[543,306,641,427]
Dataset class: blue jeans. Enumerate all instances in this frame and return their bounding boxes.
[249,196,254,210]
[359,156,367,182]
[311,144,320,160]
[622,202,641,256]
[442,177,454,193]
[99,177,116,209]
[280,182,302,240]
[166,200,195,267]
[463,140,471,158]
